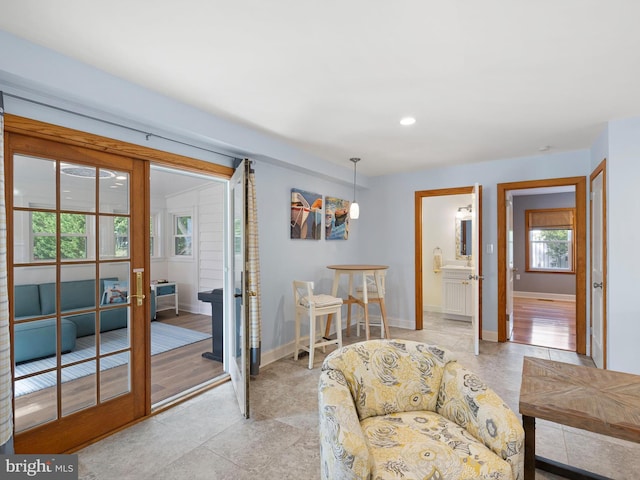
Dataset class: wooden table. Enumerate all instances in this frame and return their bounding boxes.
[519,356,640,480]
[323,265,390,341]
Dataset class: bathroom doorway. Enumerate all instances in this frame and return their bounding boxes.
[414,186,483,352]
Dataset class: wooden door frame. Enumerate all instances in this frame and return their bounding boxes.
[5,114,233,452]
[497,176,587,353]
[414,186,483,334]
[590,159,607,368]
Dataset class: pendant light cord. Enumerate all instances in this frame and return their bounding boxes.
[350,157,360,202]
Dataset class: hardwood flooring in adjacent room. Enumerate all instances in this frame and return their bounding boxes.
[13,311,224,432]
[511,296,576,351]
[151,310,225,405]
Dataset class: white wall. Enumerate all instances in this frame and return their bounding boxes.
[162,184,225,314]
[198,183,225,307]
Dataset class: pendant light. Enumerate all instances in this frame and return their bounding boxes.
[349,157,360,219]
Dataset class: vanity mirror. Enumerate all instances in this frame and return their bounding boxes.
[455,205,472,259]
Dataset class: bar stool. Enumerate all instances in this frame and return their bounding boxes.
[352,271,388,339]
[293,280,343,369]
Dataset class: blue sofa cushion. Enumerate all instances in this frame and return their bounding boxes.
[14,284,41,318]
[64,312,96,338]
[61,279,96,311]
[100,307,128,333]
[14,318,76,364]
[38,282,56,316]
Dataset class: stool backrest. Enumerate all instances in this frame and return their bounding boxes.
[293,280,314,307]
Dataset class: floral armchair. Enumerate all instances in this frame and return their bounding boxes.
[318,339,524,479]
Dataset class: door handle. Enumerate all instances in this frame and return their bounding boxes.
[127,271,146,306]
[468,274,485,281]
[593,282,603,289]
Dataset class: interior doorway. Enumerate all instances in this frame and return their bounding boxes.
[497,177,587,354]
[414,186,482,353]
[148,166,228,407]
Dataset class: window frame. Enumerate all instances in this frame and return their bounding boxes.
[150,211,162,258]
[171,210,194,258]
[30,209,92,262]
[525,207,576,274]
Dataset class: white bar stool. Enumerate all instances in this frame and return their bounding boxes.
[293,280,343,369]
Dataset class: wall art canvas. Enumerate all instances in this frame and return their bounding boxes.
[325,196,350,240]
[290,188,323,240]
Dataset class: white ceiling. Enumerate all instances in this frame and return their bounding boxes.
[1,1,639,176]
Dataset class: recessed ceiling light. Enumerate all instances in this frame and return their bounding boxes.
[400,117,416,126]
[539,145,551,152]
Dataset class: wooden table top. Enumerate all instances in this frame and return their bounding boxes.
[326,264,388,271]
[519,356,640,443]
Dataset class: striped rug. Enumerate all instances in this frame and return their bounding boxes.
[14,322,211,397]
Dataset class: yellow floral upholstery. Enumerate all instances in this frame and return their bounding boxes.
[319,339,524,479]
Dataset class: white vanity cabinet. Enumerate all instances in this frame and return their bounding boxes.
[441,266,472,321]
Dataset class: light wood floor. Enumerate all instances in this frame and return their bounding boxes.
[511,296,576,351]
[151,310,225,404]
[14,310,224,433]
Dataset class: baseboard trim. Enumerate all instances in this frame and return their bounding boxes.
[482,330,498,342]
[260,316,417,367]
[514,291,576,302]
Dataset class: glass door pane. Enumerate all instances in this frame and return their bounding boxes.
[9,131,145,453]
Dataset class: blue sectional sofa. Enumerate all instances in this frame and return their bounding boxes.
[14,277,156,363]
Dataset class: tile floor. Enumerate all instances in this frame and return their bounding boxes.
[77,314,640,479]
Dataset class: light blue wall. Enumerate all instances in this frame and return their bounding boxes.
[590,124,609,170]
[361,152,591,335]
[255,162,360,351]
[606,117,640,374]
[4,29,640,373]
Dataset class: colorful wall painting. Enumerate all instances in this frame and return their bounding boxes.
[325,196,350,240]
[290,188,323,240]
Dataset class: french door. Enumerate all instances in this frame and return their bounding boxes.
[7,131,148,452]
[228,160,250,418]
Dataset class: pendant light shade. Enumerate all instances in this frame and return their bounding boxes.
[349,157,360,219]
[349,201,360,219]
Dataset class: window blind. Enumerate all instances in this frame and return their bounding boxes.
[527,209,574,229]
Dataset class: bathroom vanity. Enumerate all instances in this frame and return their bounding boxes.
[441,265,472,321]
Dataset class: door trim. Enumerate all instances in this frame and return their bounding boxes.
[497,176,587,353]
[4,114,234,178]
[414,186,483,335]
[590,159,607,368]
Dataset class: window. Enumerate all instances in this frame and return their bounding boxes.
[525,208,575,273]
[32,211,88,261]
[150,213,160,257]
[173,213,192,256]
[113,216,129,257]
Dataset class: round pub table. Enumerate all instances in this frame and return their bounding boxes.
[324,264,390,341]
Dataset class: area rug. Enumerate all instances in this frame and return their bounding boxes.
[14,322,212,397]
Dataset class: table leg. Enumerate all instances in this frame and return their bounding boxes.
[324,271,342,339]
[523,415,535,480]
[374,271,390,339]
